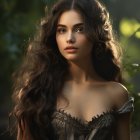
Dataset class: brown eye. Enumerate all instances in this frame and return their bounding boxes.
[56,28,66,34]
[75,26,84,33]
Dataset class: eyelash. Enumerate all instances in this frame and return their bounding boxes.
[57,28,66,34]
[75,27,84,32]
[56,26,84,34]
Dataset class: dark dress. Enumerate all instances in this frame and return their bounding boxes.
[51,97,134,140]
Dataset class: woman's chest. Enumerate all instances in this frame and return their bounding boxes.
[56,85,113,122]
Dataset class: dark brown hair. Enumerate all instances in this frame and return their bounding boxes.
[10,0,122,139]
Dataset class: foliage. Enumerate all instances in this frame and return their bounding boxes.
[0,0,140,139]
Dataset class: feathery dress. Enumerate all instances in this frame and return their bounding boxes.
[51,97,134,140]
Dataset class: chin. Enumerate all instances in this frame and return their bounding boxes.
[65,56,81,62]
[62,54,77,60]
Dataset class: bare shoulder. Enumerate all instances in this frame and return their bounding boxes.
[107,81,129,95]
[105,81,129,109]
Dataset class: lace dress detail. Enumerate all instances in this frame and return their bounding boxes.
[51,97,134,140]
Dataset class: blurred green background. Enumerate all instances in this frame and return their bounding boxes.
[0,0,140,139]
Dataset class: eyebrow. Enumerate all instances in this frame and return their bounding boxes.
[57,23,84,28]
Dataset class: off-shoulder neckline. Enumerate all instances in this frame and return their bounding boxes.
[54,108,114,127]
[54,97,134,127]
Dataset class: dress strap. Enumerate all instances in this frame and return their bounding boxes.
[116,97,134,114]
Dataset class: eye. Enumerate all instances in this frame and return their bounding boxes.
[75,26,84,33]
[56,28,66,34]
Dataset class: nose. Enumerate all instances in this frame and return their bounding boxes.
[66,32,75,44]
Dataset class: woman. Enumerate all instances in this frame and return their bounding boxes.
[11,0,134,139]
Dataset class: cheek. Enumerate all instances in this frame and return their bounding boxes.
[78,35,89,44]
[79,36,93,50]
[56,36,63,50]
[56,36,66,57]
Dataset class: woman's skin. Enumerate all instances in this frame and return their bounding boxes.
[56,10,101,83]
[56,10,131,140]
[17,10,131,140]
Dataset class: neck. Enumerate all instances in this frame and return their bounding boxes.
[67,58,102,84]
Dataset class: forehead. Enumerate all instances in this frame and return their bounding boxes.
[57,10,83,25]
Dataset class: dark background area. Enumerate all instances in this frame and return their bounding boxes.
[0,0,140,139]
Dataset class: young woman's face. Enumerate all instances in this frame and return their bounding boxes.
[56,10,93,62]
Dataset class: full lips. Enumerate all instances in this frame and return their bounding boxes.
[64,47,78,53]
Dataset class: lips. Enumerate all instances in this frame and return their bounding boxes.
[64,46,78,53]
[64,46,78,50]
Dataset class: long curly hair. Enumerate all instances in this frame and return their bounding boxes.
[10,0,123,139]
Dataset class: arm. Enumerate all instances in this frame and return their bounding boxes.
[111,82,133,140]
[17,120,33,140]
[113,113,132,140]
[16,89,33,140]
